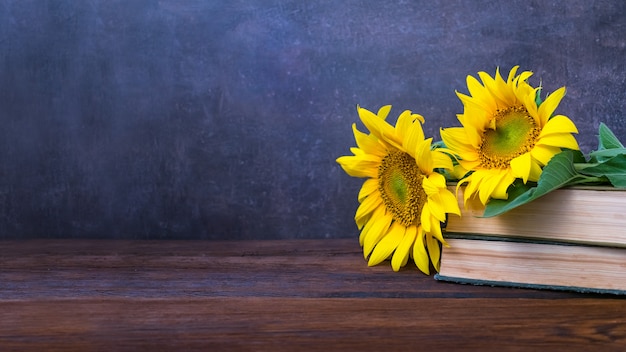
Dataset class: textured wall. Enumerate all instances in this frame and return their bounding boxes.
[0,0,625,239]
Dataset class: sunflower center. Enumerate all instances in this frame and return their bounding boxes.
[378,151,427,227]
[479,105,540,169]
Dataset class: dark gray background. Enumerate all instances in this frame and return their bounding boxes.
[1,0,624,239]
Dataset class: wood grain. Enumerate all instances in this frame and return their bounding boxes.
[1,239,625,351]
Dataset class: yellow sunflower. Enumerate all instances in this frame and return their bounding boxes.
[336,105,460,274]
[440,66,580,205]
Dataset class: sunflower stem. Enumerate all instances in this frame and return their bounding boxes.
[566,174,606,185]
[573,162,598,172]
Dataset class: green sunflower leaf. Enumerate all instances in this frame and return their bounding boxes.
[589,148,626,160]
[598,122,624,150]
[482,150,589,217]
[577,154,626,188]
[589,123,626,163]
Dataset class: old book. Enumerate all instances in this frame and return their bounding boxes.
[435,236,626,295]
[445,187,626,248]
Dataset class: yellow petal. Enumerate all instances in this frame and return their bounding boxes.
[357,106,398,147]
[412,113,425,124]
[343,150,380,163]
[377,105,392,120]
[464,192,488,212]
[350,147,364,155]
[510,152,532,183]
[415,139,434,174]
[422,172,445,196]
[479,71,508,107]
[461,106,491,137]
[439,188,461,216]
[336,155,379,178]
[368,222,405,267]
[451,164,470,180]
[395,110,413,141]
[466,74,487,98]
[352,124,386,157]
[362,212,393,259]
[463,171,485,204]
[491,171,515,200]
[429,214,445,243]
[457,158,481,173]
[506,65,520,83]
[530,144,561,165]
[528,159,543,182]
[536,133,580,150]
[358,178,379,202]
[358,205,383,245]
[420,205,431,233]
[431,149,454,170]
[412,227,430,275]
[391,225,417,271]
[493,67,515,104]
[427,194,447,223]
[426,234,442,272]
[402,114,426,159]
[421,176,439,196]
[480,170,507,204]
[440,127,480,158]
[538,87,566,122]
[523,88,540,124]
[516,70,533,85]
[456,93,492,122]
[538,115,579,138]
[477,172,497,205]
[355,193,382,230]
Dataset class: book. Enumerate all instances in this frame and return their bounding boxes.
[445,186,626,248]
[435,236,626,295]
[438,187,626,295]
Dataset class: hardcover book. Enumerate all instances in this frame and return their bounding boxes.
[439,187,626,295]
[445,187,626,247]
[436,236,626,295]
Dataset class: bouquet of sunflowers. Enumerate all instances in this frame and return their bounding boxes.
[336,66,626,275]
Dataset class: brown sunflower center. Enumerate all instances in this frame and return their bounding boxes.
[479,105,540,169]
[378,151,427,226]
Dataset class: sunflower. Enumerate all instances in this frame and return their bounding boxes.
[336,105,460,274]
[440,66,579,205]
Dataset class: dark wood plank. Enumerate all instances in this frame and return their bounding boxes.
[1,239,625,350]
[0,239,596,299]
[1,298,626,351]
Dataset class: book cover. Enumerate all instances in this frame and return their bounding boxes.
[436,236,626,295]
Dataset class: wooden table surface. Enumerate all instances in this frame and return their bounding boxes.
[1,239,625,351]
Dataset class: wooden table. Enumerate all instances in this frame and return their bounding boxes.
[1,239,624,351]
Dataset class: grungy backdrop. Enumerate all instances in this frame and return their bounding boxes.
[0,1,625,239]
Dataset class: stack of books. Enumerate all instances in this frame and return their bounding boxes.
[436,186,626,295]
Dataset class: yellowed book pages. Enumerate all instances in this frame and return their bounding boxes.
[445,187,626,247]
[438,238,626,294]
